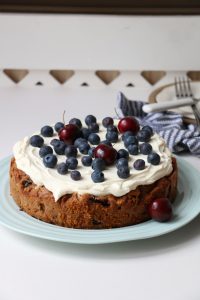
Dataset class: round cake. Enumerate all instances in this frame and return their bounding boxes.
[10,116,177,229]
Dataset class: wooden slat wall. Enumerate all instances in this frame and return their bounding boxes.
[0,0,200,14]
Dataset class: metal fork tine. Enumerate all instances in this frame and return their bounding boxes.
[174,76,200,131]
[174,77,179,98]
[178,76,184,98]
[186,78,193,97]
[182,77,188,97]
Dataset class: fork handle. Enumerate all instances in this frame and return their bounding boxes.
[143,99,194,113]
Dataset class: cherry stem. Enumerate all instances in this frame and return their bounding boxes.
[63,110,66,125]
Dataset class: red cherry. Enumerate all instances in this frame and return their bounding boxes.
[58,124,81,145]
[148,198,173,222]
[118,116,140,134]
[94,144,117,165]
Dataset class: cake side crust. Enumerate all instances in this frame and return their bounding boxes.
[10,157,177,229]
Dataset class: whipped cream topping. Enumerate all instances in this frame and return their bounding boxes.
[13,121,173,201]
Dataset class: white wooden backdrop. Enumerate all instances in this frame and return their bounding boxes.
[0,14,200,70]
[0,14,200,92]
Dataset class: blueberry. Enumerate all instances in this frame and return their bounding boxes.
[133,159,145,170]
[116,158,129,169]
[142,125,153,136]
[43,154,57,168]
[54,141,66,155]
[81,128,90,139]
[41,125,53,137]
[88,123,99,133]
[39,145,53,157]
[117,166,130,179]
[100,140,112,147]
[78,142,90,154]
[81,155,93,167]
[122,131,134,141]
[107,125,118,133]
[102,117,114,128]
[69,118,82,129]
[117,149,129,159]
[106,131,118,143]
[139,143,152,155]
[137,130,151,142]
[50,139,60,147]
[124,135,138,148]
[127,144,139,155]
[54,122,64,132]
[88,147,95,157]
[57,162,68,175]
[30,135,44,148]
[66,157,78,170]
[85,115,96,126]
[71,170,81,181]
[65,145,77,157]
[91,170,105,183]
[74,137,87,148]
[147,152,160,165]
[88,133,100,145]
[92,158,106,171]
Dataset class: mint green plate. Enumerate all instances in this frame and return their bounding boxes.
[0,156,200,244]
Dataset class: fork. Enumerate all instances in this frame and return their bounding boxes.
[175,77,200,129]
[142,79,200,115]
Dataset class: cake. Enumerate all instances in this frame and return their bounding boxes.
[10,115,177,229]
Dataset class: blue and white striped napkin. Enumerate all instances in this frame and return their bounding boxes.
[116,92,200,155]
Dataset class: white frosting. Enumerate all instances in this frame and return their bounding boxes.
[13,121,173,201]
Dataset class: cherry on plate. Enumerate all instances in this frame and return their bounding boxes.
[148,197,173,222]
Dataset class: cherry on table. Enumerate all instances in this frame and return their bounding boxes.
[148,197,173,222]
[118,117,140,134]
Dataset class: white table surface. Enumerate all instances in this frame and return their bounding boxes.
[1,86,200,300]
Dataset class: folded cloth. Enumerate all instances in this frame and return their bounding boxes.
[116,92,200,155]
